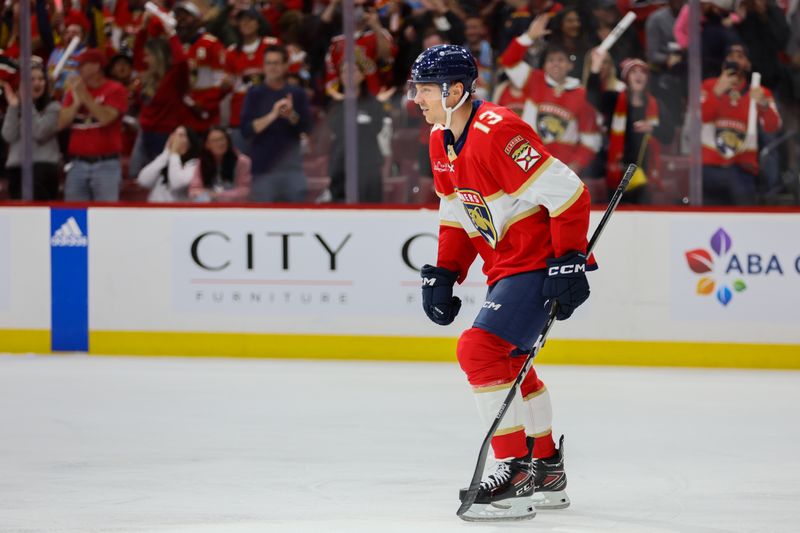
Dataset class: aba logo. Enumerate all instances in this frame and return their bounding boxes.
[685,228,746,306]
[457,188,498,249]
[684,226,791,306]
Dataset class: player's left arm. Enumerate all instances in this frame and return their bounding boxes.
[485,117,590,255]
[488,119,593,319]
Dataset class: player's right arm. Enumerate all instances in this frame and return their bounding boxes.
[421,134,476,326]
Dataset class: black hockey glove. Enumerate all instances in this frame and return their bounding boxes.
[421,264,462,326]
[542,251,590,320]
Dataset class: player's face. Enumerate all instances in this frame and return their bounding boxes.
[413,83,444,124]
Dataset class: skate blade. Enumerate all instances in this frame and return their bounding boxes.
[532,490,570,509]
[459,498,537,522]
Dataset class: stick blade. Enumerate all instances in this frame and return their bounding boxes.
[456,486,479,516]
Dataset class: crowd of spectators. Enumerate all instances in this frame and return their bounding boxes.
[0,0,798,205]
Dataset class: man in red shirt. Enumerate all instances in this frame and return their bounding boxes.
[59,49,129,201]
[701,44,782,205]
[413,45,592,521]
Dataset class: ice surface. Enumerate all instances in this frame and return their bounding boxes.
[1,355,799,533]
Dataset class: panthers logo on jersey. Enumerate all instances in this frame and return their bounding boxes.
[715,127,746,159]
[457,189,498,249]
[537,113,568,144]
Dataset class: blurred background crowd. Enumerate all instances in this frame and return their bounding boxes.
[0,0,798,205]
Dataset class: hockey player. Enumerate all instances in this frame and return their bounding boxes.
[413,45,593,521]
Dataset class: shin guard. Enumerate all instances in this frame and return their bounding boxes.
[457,328,528,460]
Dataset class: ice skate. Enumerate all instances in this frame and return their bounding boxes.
[458,457,536,522]
[531,434,571,509]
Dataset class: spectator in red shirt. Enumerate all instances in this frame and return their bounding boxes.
[174,1,229,133]
[701,43,782,205]
[322,0,397,98]
[132,14,190,164]
[58,48,129,201]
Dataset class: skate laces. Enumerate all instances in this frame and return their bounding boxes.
[480,462,512,490]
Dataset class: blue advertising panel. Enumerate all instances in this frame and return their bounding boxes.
[50,209,88,351]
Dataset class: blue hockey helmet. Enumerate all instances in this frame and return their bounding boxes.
[409,44,478,99]
[409,45,477,129]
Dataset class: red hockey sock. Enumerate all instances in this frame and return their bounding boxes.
[492,428,529,460]
[532,431,556,459]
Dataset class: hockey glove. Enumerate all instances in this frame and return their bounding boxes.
[542,251,590,320]
[421,264,462,326]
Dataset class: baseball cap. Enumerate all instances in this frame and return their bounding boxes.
[77,48,107,66]
[174,1,202,18]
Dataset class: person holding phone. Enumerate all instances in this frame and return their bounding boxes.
[700,44,781,205]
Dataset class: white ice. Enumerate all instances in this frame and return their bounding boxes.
[1,355,799,533]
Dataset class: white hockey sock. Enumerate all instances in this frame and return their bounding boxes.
[521,386,553,438]
[473,382,527,460]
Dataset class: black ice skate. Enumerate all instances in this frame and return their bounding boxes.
[530,434,571,509]
[458,456,536,522]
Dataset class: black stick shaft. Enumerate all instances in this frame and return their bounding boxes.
[456,164,637,517]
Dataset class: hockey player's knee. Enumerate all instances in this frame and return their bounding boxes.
[507,348,545,398]
[520,366,545,399]
[456,327,515,387]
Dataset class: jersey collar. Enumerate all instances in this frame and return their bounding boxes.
[443,100,482,161]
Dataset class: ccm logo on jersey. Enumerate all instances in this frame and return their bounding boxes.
[422,277,437,286]
[482,301,502,311]
[548,264,586,276]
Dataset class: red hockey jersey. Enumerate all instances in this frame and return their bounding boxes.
[226,36,280,128]
[431,101,592,286]
[499,35,601,173]
[184,32,227,131]
[701,78,781,175]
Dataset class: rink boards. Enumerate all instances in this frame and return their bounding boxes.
[1,204,799,368]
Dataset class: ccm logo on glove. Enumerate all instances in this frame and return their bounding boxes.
[548,263,586,276]
[542,251,590,320]
[420,264,462,326]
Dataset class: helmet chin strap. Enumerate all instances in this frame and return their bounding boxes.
[440,82,471,131]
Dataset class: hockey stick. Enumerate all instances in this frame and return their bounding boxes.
[456,163,637,517]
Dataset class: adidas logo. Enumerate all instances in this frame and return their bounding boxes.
[50,217,88,247]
